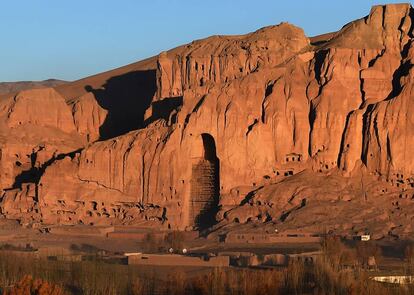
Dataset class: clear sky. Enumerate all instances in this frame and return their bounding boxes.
[0,0,411,82]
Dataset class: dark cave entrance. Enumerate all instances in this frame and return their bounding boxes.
[190,133,220,230]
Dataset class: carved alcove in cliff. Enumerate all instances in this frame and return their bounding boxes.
[189,133,220,229]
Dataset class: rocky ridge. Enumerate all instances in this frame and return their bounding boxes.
[0,79,66,96]
[0,4,413,239]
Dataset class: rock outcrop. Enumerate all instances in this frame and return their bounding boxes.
[1,4,414,238]
[0,88,84,190]
[70,92,108,142]
[154,23,309,99]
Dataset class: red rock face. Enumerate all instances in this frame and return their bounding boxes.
[1,4,414,237]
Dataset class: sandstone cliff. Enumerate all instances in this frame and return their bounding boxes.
[1,4,414,238]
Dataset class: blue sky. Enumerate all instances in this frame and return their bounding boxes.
[0,0,411,81]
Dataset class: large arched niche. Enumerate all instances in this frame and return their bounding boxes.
[188,133,220,229]
[190,133,217,160]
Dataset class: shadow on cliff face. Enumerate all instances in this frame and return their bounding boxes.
[85,69,156,140]
[143,96,183,126]
[8,148,82,197]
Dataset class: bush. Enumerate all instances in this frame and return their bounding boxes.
[4,275,64,295]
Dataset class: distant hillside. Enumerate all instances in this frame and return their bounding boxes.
[0,79,67,95]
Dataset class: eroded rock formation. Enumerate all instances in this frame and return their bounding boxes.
[1,4,414,237]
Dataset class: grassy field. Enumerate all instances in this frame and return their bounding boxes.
[0,237,414,294]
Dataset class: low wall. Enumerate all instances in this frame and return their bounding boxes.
[0,249,82,262]
[218,252,289,267]
[108,229,198,240]
[225,232,321,244]
[108,232,165,240]
[49,226,114,237]
[37,246,72,257]
[128,254,229,267]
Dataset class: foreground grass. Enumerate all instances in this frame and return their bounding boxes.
[0,238,413,294]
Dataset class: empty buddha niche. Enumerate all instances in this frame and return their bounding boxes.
[189,133,220,229]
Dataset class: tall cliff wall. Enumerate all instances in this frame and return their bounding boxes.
[1,4,413,234]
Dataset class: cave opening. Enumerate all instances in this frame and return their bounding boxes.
[190,133,220,230]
